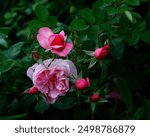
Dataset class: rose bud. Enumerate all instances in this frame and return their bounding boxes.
[75,77,90,90]
[90,93,100,102]
[29,86,38,94]
[32,52,39,60]
[94,45,110,60]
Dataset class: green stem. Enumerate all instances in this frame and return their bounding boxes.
[76,91,80,106]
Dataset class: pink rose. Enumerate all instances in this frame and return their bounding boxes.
[75,77,90,90]
[37,27,73,57]
[27,59,77,104]
[94,45,110,60]
[90,93,100,102]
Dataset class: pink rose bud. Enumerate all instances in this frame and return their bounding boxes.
[29,86,38,94]
[90,93,100,102]
[94,45,110,60]
[32,52,39,60]
[75,77,90,90]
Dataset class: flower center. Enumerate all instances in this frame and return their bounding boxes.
[51,35,65,50]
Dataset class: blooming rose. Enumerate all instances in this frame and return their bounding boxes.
[27,59,77,104]
[37,27,73,57]
[94,45,110,60]
[90,93,100,102]
[75,77,90,90]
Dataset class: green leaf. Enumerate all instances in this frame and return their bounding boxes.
[54,95,77,110]
[0,27,10,38]
[0,27,10,34]
[132,12,142,19]
[111,38,125,59]
[0,59,15,74]
[28,19,44,32]
[107,7,117,15]
[124,11,133,23]
[0,113,28,120]
[87,25,99,40]
[4,42,24,58]
[132,21,146,33]
[0,38,8,48]
[91,102,96,116]
[0,33,8,39]
[79,8,95,24]
[125,0,140,6]
[126,32,140,46]
[115,78,133,112]
[93,8,105,24]
[119,5,133,13]
[98,98,108,103]
[83,50,94,56]
[35,4,49,22]
[140,31,150,44]
[88,58,97,69]
[34,100,49,114]
[45,16,57,28]
[70,18,89,31]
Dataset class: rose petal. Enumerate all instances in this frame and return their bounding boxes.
[51,42,73,57]
[26,63,38,80]
[44,94,57,104]
[59,31,65,39]
[48,34,58,46]
[37,27,53,49]
[65,60,77,78]
[38,27,53,39]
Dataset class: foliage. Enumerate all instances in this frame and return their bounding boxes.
[0,0,150,120]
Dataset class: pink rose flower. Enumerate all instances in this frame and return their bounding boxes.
[27,59,77,104]
[94,45,110,60]
[90,93,100,102]
[75,77,90,90]
[37,27,73,57]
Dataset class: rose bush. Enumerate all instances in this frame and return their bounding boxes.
[0,0,150,120]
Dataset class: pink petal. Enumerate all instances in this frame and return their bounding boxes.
[38,27,53,39]
[51,42,73,57]
[37,27,53,49]
[51,45,64,49]
[44,94,57,104]
[59,31,65,39]
[49,89,60,98]
[65,60,77,78]
[48,34,58,46]
[26,63,38,80]
[37,34,50,49]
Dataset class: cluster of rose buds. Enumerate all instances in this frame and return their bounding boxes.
[27,27,110,104]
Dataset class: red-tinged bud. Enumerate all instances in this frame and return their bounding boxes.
[90,93,100,102]
[94,45,110,60]
[75,77,90,90]
[32,52,39,60]
[29,86,38,94]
